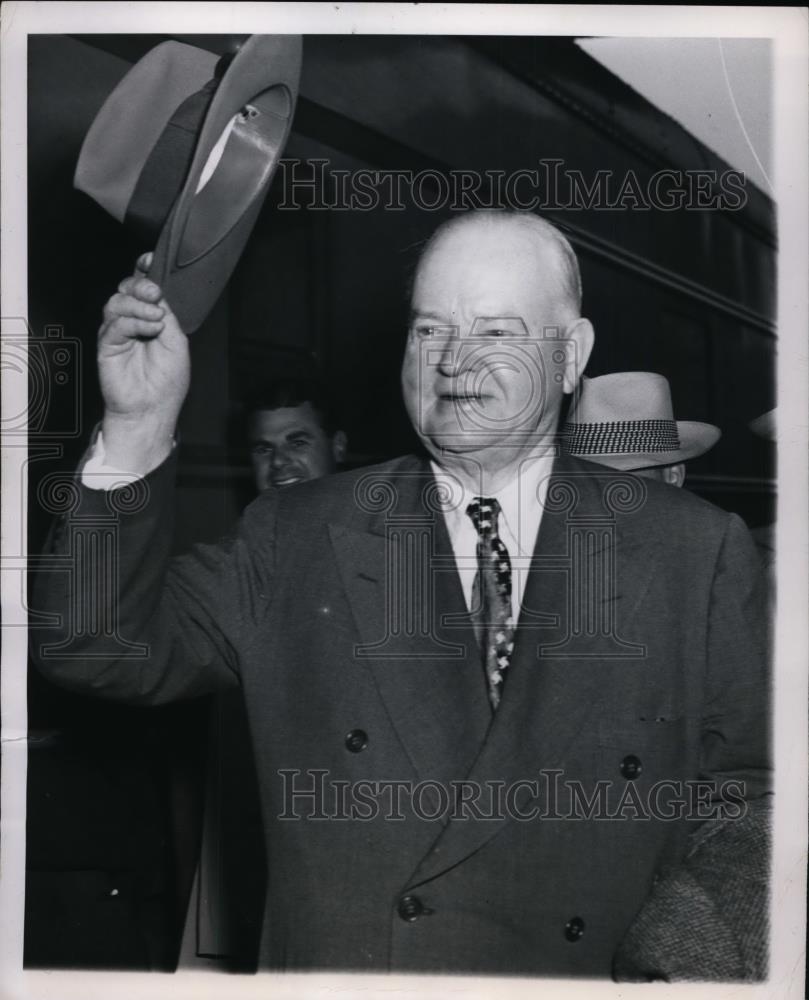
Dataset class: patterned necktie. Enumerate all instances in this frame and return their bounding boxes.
[466,497,515,710]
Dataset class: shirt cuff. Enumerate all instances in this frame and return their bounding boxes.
[80,428,150,491]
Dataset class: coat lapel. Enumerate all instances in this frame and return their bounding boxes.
[328,457,492,790]
[405,455,659,889]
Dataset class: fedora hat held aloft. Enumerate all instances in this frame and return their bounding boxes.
[563,371,721,470]
[75,35,302,333]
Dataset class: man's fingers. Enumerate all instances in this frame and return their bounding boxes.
[134,252,154,275]
[118,275,164,302]
[101,314,165,346]
[103,292,165,324]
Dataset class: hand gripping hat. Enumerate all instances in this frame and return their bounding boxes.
[563,371,721,470]
[75,35,302,333]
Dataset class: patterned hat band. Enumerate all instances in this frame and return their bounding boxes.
[563,419,681,455]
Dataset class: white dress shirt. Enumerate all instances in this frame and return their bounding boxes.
[430,453,555,625]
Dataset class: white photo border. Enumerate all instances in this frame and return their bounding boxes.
[2,4,806,999]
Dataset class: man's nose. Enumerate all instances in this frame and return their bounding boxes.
[435,336,464,377]
[270,447,290,469]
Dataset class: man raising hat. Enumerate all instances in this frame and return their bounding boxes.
[32,210,770,981]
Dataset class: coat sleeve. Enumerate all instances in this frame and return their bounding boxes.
[699,511,772,800]
[30,454,278,704]
[613,795,771,982]
[613,512,773,981]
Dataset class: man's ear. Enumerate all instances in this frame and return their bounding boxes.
[661,462,686,488]
[332,430,348,465]
[562,318,595,395]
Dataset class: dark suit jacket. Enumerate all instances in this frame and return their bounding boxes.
[32,453,771,977]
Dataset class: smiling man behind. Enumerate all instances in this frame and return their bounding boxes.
[246,377,347,492]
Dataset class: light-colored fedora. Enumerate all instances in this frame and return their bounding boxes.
[563,371,721,470]
[75,35,302,333]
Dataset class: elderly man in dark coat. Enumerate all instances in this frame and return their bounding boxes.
[33,210,770,980]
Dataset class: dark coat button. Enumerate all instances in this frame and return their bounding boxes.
[345,729,368,753]
[620,754,642,780]
[564,916,585,942]
[397,895,425,922]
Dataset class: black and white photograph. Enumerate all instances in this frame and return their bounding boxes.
[1,4,807,999]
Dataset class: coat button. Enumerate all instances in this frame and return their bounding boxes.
[564,916,585,942]
[397,895,425,922]
[620,754,642,780]
[345,729,368,753]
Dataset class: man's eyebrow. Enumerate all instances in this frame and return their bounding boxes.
[409,310,449,324]
[250,428,315,444]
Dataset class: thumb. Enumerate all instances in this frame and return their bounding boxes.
[134,251,154,276]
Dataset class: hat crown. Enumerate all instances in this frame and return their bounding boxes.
[74,35,302,333]
[562,371,721,468]
[568,372,675,425]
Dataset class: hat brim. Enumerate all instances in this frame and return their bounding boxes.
[149,35,302,333]
[570,421,721,471]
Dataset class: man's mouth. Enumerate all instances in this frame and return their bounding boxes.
[439,391,483,402]
[272,476,303,488]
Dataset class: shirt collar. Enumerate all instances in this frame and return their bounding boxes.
[430,451,556,557]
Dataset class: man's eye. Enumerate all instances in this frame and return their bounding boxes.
[252,444,271,456]
[289,438,309,449]
[470,319,528,338]
[412,324,454,338]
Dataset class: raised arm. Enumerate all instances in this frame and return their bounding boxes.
[30,257,269,703]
